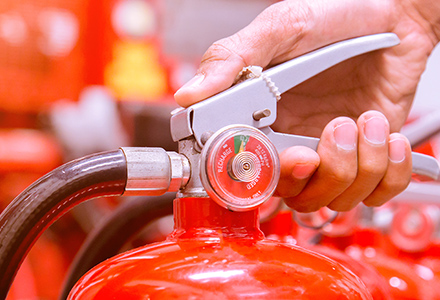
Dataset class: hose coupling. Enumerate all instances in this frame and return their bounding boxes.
[121,147,190,196]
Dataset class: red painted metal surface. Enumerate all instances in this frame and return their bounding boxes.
[260,210,392,300]
[346,245,438,300]
[69,197,372,299]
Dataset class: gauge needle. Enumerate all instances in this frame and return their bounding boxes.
[239,140,245,153]
[234,135,249,154]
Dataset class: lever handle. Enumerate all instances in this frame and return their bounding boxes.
[171,33,401,147]
[264,33,400,95]
[261,127,440,181]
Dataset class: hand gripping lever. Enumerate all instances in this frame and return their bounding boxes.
[168,33,440,211]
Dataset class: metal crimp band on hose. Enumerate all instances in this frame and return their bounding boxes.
[167,151,191,192]
[121,147,190,196]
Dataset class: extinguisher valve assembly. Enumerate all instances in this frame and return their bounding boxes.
[170,33,440,210]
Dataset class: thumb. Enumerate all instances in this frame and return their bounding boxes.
[174,0,392,108]
[174,2,297,108]
[173,41,248,107]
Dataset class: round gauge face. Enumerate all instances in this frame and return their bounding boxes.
[201,125,280,211]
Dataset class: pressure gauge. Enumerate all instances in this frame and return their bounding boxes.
[200,125,280,211]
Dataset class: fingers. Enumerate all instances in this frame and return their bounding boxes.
[275,146,320,198]
[282,117,359,212]
[173,41,248,107]
[327,111,390,211]
[362,133,412,207]
[282,111,412,212]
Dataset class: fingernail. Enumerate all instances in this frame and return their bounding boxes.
[389,138,406,163]
[364,117,387,145]
[292,164,316,179]
[178,74,205,91]
[334,122,357,150]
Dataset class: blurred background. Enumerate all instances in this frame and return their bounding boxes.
[0,0,439,299]
[0,1,277,298]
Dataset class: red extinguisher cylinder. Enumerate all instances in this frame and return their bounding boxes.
[69,197,372,299]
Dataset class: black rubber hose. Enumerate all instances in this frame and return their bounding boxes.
[60,193,175,299]
[0,150,127,299]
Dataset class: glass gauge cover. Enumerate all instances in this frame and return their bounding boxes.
[200,125,280,211]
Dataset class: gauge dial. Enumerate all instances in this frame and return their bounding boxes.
[200,125,280,211]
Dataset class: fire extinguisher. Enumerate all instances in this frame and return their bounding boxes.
[1,33,439,299]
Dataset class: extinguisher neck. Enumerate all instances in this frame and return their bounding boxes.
[170,197,264,240]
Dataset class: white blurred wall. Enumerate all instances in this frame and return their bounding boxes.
[412,44,440,114]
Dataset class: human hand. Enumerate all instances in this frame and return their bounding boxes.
[174,0,440,212]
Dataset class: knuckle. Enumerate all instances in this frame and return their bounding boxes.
[284,198,325,213]
[273,1,311,35]
[328,202,357,212]
[274,185,301,199]
[361,163,387,178]
[201,42,231,63]
[363,199,387,208]
[200,40,246,66]
[328,167,357,186]
[292,203,322,213]
[253,1,311,59]
[382,175,411,194]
